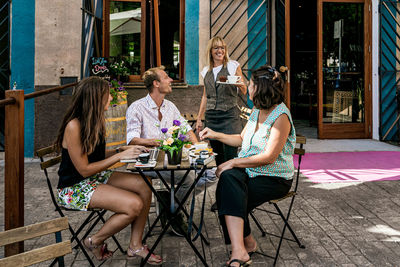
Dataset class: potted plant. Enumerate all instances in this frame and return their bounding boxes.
[109,79,128,106]
[105,80,128,154]
[158,120,191,165]
[110,60,130,82]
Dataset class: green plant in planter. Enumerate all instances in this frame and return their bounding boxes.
[110,60,130,77]
[109,79,128,106]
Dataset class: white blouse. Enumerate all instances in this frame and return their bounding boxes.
[200,60,240,81]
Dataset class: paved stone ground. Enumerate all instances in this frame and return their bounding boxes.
[2,158,400,267]
[1,134,400,266]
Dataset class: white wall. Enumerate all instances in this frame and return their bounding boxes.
[372,0,379,140]
[35,1,82,85]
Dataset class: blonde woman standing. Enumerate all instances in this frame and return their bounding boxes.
[196,36,247,210]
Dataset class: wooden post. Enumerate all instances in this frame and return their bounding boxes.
[4,90,25,256]
[154,0,161,66]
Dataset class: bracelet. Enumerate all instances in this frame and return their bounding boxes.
[116,147,120,153]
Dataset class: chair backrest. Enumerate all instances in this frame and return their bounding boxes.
[182,113,205,133]
[36,146,62,211]
[239,106,252,120]
[293,135,306,192]
[0,217,71,266]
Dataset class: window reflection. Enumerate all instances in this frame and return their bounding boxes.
[109,1,141,76]
[322,3,364,124]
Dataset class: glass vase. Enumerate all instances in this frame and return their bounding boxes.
[166,149,182,165]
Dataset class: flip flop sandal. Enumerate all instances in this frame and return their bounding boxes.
[83,237,113,261]
[227,258,252,267]
[127,245,163,265]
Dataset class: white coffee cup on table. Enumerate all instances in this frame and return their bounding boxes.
[227,75,241,84]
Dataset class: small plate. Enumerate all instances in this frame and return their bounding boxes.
[216,81,244,85]
[134,161,157,168]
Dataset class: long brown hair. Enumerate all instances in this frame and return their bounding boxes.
[206,36,230,70]
[55,76,109,154]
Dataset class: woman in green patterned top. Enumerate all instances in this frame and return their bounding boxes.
[199,65,295,267]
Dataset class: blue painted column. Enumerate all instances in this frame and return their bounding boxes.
[11,0,35,156]
[380,2,398,140]
[185,0,199,85]
[247,0,268,108]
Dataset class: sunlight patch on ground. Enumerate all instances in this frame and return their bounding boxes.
[309,181,363,190]
[367,224,400,242]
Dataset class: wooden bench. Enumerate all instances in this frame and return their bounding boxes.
[0,217,71,267]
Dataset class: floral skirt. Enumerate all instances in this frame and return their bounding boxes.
[57,170,113,211]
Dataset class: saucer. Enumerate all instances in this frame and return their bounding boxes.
[216,81,244,85]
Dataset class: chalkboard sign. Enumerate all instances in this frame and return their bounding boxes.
[90,57,110,80]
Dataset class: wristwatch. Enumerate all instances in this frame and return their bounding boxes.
[116,147,120,153]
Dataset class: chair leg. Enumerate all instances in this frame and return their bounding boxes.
[69,225,96,267]
[72,211,101,250]
[272,200,305,266]
[67,211,100,267]
[97,210,126,254]
[250,211,266,236]
[273,203,305,249]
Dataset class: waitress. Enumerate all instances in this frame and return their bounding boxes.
[196,36,247,166]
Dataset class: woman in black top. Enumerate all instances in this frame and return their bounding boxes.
[55,77,162,265]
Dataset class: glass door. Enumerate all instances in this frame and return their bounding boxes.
[317,0,371,138]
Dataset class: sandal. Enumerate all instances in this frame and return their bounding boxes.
[127,245,163,265]
[83,237,113,261]
[227,258,252,267]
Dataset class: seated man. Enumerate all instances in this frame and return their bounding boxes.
[126,66,199,237]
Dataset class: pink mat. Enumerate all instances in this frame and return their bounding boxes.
[294,151,400,183]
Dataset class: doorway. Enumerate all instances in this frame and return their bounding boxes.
[290,0,318,129]
[284,0,371,139]
[317,0,372,138]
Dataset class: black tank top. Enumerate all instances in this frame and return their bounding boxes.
[57,139,106,188]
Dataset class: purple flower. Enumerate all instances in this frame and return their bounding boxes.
[161,128,168,133]
[118,81,122,85]
[173,120,181,126]
[178,134,186,141]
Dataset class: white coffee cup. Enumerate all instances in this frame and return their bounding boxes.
[227,75,241,84]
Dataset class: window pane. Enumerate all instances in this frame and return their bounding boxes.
[322,3,364,123]
[109,1,141,75]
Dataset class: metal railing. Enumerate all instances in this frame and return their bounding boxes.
[0,82,77,257]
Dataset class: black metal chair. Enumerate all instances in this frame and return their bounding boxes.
[250,135,306,266]
[36,146,125,267]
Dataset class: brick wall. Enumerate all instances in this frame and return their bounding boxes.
[34,85,204,150]
[126,85,204,114]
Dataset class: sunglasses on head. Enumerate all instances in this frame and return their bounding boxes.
[258,67,277,79]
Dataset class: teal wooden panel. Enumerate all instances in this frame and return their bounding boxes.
[380,0,400,141]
